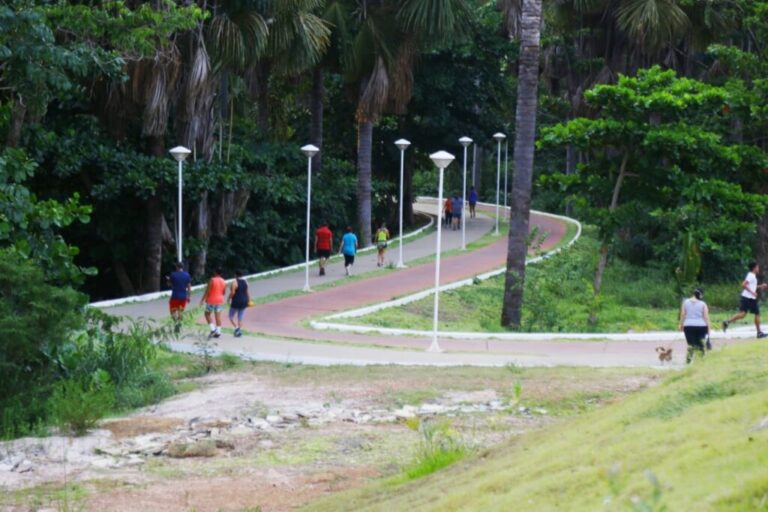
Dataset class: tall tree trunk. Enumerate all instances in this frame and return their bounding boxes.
[565,144,577,216]
[472,145,483,194]
[501,0,543,328]
[256,62,271,135]
[5,97,27,148]
[356,120,373,245]
[310,66,324,173]
[142,135,166,292]
[190,190,210,279]
[113,259,136,297]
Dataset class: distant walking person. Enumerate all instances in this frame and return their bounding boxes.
[166,262,192,334]
[228,271,250,338]
[375,222,389,267]
[339,226,358,276]
[315,221,333,276]
[443,197,452,226]
[200,269,226,338]
[723,261,768,338]
[451,194,463,231]
[679,288,711,363]
[468,186,478,218]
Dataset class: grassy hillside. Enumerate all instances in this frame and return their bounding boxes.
[305,342,768,511]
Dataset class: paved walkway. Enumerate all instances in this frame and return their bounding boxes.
[103,201,754,367]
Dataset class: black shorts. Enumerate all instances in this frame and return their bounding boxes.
[739,296,760,315]
[317,249,331,259]
[683,326,708,349]
[344,254,355,266]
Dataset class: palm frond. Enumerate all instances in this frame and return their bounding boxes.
[616,0,690,50]
[207,10,269,70]
[356,56,389,122]
[388,35,416,114]
[499,0,521,39]
[397,0,473,39]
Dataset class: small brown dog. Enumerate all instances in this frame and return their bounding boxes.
[656,346,673,363]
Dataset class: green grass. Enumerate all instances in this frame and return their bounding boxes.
[345,226,740,333]
[303,341,768,511]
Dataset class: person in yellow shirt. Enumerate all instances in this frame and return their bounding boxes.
[375,222,390,267]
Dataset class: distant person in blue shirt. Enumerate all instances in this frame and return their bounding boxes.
[338,226,358,276]
[469,186,478,218]
[166,262,192,334]
[451,194,463,230]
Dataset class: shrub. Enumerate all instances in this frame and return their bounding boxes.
[0,249,86,438]
[402,419,468,480]
[48,372,115,436]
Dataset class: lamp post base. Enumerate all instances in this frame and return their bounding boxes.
[396,262,407,269]
[427,340,442,353]
[302,285,313,293]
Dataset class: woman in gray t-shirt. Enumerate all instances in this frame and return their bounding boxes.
[679,288,711,363]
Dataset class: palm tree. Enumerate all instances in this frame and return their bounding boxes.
[501,0,543,328]
[346,0,472,244]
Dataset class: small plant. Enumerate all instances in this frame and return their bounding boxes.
[48,372,115,436]
[192,329,219,373]
[402,418,468,480]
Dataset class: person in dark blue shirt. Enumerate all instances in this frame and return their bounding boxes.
[469,186,478,218]
[166,262,192,334]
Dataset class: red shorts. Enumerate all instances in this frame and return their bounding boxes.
[169,298,188,312]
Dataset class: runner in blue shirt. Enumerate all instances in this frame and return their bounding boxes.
[166,262,192,334]
[338,226,358,276]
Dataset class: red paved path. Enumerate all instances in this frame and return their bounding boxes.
[242,211,567,352]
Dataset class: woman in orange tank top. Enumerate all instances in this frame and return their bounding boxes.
[201,269,227,338]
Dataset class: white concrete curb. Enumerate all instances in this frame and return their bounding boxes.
[90,212,435,309]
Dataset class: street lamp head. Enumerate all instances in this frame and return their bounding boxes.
[395,138,411,151]
[169,146,192,162]
[459,136,473,148]
[492,132,506,142]
[429,150,455,169]
[301,144,320,158]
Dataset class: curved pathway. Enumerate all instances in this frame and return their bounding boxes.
[104,201,751,367]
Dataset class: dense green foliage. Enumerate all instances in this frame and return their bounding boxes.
[539,67,768,282]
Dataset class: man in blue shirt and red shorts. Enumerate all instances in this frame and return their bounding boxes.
[167,262,192,334]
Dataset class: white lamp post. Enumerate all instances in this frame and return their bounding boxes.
[394,138,411,268]
[301,144,320,292]
[504,139,509,210]
[458,136,473,250]
[169,145,192,264]
[492,132,506,235]
[428,150,455,353]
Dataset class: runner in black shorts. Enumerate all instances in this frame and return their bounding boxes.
[723,262,768,338]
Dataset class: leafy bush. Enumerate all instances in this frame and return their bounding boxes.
[58,309,174,411]
[48,372,115,436]
[0,248,86,438]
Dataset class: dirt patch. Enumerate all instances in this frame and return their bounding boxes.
[0,365,660,511]
[102,417,184,440]
[86,466,380,512]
